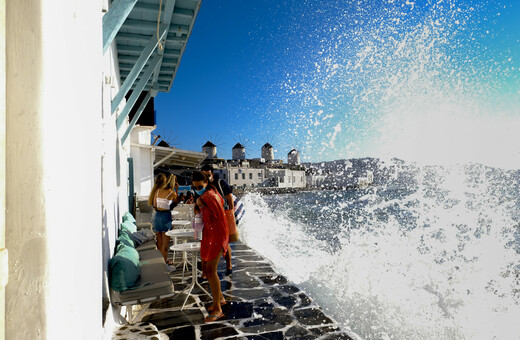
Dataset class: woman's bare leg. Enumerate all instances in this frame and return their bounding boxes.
[224,245,232,270]
[205,250,224,318]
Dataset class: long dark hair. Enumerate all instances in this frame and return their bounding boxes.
[191,171,217,192]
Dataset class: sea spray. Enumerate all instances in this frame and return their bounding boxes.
[238,160,520,340]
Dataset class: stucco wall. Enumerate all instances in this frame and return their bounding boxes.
[5,1,121,338]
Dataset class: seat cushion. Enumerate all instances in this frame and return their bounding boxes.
[109,244,140,292]
[118,261,173,302]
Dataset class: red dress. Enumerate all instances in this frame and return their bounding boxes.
[200,188,229,261]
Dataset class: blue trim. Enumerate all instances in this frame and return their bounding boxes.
[116,54,161,129]
[111,24,168,114]
[121,92,152,144]
[102,0,138,53]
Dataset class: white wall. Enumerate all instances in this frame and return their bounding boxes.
[6,1,130,338]
[6,1,104,339]
[130,126,154,197]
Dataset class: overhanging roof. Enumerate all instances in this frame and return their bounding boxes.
[103,0,202,143]
[115,0,200,93]
[132,143,207,168]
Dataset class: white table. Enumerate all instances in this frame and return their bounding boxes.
[166,229,195,275]
[171,220,192,228]
[170,242,211,310]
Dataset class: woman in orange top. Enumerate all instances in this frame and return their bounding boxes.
[191,171,229,322]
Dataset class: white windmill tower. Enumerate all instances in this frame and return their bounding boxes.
[261,143,274,162]
[288,148,300,165]
[202,141,217,159]
[232,143,246,160]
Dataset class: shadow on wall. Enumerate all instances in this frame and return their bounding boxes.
[5,0,47,338]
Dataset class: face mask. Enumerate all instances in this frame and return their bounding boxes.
[195,187,206,196]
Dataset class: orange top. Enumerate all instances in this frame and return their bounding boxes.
[199,188,229,261]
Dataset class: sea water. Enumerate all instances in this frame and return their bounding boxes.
[238,161,520,340]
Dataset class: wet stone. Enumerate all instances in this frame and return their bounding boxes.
[149,294,196,308]
[232,278,262,289]
[277,284,300,294]
[268,308,293,326]
[297,293,312,308]
[142,309,204,330]
[293,308,334,326]
[166,325,195,340]
[244,331,284,339]
[231,243,253,251]
[227,287,271,300]
[272,295,297,309]
[240,321,286,335]
[258,275,288,285]
[320,332,355,340]
[253,301,275,316]
[286,325,312,338]
[200,324,239,339]
[310,325,341,336]
[237,255,268,262]
[226,301,254,319]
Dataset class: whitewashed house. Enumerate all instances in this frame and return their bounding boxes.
[3,1,202,338]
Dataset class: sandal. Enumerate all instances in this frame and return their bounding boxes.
[207,301,227,313]
[204,312,224,323]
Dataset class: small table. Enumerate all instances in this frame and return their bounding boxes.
[171,220,192,228]
[170,242,211,310]
[166,229,195,275]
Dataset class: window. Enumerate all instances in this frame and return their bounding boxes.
[249,173,253,179]
[235,173,238,180]
[223,174,226,179]
[258,172,262,178]
[242,173,245,179]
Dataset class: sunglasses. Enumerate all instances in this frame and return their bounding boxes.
[191,185,204,190]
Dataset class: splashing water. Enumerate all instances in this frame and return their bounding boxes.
[237,2,519,338]
[239,161,520,339]
[252,0,519,168]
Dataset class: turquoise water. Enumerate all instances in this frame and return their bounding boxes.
[239,160,520,339]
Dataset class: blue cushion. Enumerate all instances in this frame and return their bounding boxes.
[121,220,137,234]
[118,230,135,248]
[108,244,140,291]
[122,212,136,223]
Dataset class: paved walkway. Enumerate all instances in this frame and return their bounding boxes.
[113,242,353,339]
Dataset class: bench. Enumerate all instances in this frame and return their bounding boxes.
[109,213,175,324]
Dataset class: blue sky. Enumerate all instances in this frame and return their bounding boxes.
[154,0,520,165]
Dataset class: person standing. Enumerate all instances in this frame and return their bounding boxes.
[148,173,177,265]
[201,164,237,275]
[191,171,229,322]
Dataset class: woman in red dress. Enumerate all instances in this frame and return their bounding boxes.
[191,171,229,322]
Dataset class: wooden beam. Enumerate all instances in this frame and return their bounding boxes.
[102,0,138,53]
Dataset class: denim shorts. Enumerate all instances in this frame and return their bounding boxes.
[153,210,172,232]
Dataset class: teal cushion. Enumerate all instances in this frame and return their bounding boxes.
[118,230,135,248]
[122,212,136,224]
[121,220,137,234]
[108,244,140,291]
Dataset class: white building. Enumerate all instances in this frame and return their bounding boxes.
[3,1,201,338]
[265,168,307,188]
[213,162,266,188]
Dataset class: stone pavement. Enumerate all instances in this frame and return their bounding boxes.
[113,242,354,339]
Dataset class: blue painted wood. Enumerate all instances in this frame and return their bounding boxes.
[121,92,152,144]
[116,55,161,130]
[102,0,138,53]
[151,0,177,90]
[111,23,168,114]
